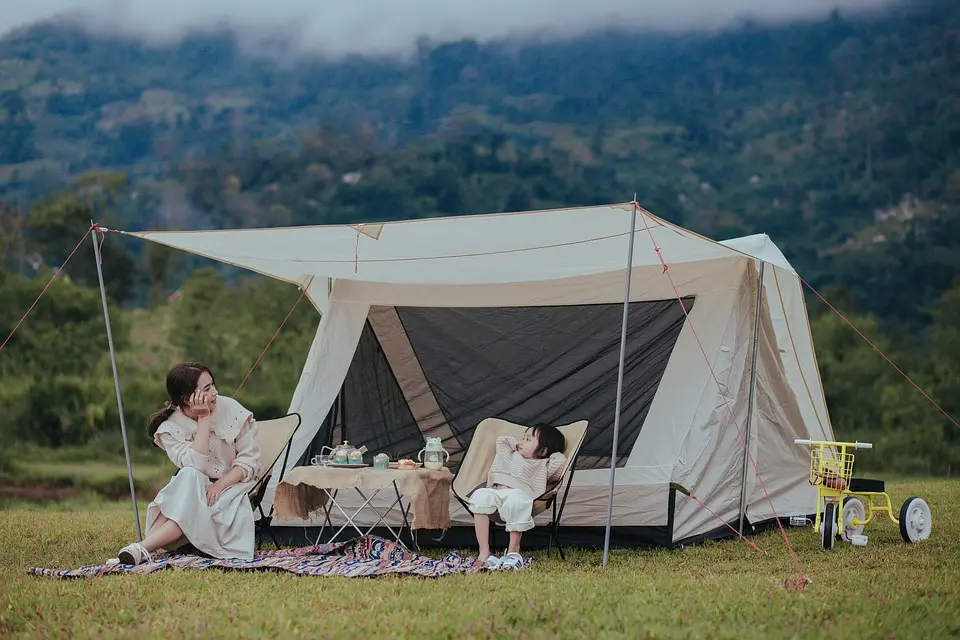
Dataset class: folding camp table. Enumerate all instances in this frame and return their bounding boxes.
[311,478,413,548]
[273,466,455,551]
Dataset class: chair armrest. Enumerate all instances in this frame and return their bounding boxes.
[533,478,562,502]
[248,473,271,511]
[454,481,487,501]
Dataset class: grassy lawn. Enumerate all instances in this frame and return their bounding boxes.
[1,445,175,500]
[1,478,958,639]
[9,459,174,493]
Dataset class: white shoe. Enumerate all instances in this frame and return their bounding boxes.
[485,555,503,569]
[118,542,153,566]
[499,552,523,570]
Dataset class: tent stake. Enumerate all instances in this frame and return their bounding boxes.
[602,200,638,567]
[738,260,765,534]
[92,223,143,542]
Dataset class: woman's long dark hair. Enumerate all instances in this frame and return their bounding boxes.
[146,362,216,439]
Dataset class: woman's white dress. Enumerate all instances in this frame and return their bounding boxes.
[148,396,261,559]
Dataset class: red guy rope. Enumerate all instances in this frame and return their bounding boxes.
[800,277,960,431]
[0,226,95,353]
[683,491,767,555]
[233,287,309,397]
[631,201,807,586]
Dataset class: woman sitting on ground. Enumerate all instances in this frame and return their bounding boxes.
[116,362,261,565]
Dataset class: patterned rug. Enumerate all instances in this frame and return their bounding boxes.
[28,536,530,579]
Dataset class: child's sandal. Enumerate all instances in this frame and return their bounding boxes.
[499,552,523,570]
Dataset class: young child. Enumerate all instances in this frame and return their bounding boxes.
[468,425,567,569]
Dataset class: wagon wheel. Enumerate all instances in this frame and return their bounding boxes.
[821,503,837,550]
[841,497,866,542]
[899,497,932,543]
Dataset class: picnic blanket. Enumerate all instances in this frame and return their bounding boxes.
[28,535,530,579]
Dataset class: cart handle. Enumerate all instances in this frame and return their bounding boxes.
[794,438,873,449]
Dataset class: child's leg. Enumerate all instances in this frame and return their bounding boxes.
[500,490,536,557]
[508,530,523,555]
[468,488,504,562]
[474,513,492,561]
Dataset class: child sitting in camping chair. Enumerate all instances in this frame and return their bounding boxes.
[468,425,566,569]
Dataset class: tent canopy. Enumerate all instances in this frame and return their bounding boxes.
[130,204,794,308]
[127,202,833,547]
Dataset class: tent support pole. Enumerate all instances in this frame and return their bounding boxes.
[601,200,638,567]
[92,223,142,542]
[738,260,765,535]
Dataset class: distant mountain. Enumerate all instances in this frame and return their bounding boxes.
[0,0,958,324]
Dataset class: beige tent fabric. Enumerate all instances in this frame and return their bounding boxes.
[670,263,815,539]
[745,270,822,522]
[668,264,762,539]
[452,418,589,515]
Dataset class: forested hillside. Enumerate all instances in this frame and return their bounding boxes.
[0,0,958,474]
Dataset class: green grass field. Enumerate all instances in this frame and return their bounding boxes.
[1,478,958,639]
[1,446,175,501]
[12,460,173,488]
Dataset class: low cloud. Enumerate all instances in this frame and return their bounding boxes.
[3,0,899,58]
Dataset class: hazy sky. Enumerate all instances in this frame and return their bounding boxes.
[2,0,897,57]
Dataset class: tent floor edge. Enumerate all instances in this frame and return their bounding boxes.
[671,512,818,549]
[273,524,673,550]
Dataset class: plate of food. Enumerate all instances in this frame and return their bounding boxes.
[327,463,369,468]
[389,459,421,470]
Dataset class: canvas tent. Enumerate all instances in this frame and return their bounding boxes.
[128,202,834,548]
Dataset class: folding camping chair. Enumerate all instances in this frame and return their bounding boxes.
[452,418,589,560]
[247,413,302,549]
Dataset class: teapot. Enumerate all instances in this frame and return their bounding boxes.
[322,441,368,465]
[417,437,450,471]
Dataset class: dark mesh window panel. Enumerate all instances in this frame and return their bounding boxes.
[395,298,694,468]
[337,320,426,460]
[294,395,338,467]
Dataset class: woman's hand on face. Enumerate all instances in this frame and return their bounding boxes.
[189,390,213,418]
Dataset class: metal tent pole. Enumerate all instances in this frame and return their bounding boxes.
[737,260,765,535]
[91,224,142,542]
[601,201,638,567]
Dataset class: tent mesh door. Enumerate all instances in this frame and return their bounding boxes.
[395,298,695,469]
[296,298,694,470]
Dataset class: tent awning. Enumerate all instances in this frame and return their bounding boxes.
[126,203,797,288]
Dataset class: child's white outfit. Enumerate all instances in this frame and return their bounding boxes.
[468,435,566,532]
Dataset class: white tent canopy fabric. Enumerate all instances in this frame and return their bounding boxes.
[128,203,833,546]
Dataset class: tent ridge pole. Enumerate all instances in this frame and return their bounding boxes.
[92,222,142,542]
[601,199,638,567]
[738,260,765,535]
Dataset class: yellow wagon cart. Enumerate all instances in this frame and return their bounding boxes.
[794,438,932,550]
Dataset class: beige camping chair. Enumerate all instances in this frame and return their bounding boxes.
[452,417,589,559]
[247,413,302,549]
